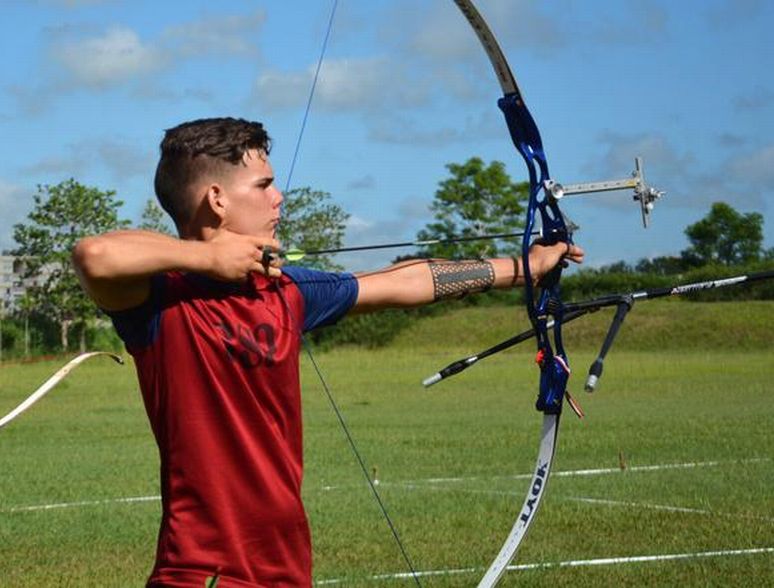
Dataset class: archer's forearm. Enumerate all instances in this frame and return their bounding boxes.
[352,257,523,313]
[72,230,212,282]
[72,230,217,311]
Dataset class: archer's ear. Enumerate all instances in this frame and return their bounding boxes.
[205,184,227,221]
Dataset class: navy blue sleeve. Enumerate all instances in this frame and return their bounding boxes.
[103,274,164,349]
[282,266,359,332]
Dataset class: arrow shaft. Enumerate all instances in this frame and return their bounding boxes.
[283,231,537,259]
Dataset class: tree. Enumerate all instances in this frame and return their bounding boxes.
[635,255,692,275]
[138,198,175,235]
[681,202,764,266]
[12,179,129,351]
[276,187,349,271]
[415,157,527,259]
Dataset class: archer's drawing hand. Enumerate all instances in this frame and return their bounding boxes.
[527,241,584,284]
[207,230,283,280]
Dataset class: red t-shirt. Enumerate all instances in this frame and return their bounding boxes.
[109,268,357,587]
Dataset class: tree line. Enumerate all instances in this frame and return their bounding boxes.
[1,158,771,358]
[1,178,349,359]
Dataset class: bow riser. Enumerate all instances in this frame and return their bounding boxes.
[498,89,571,417]
[453,1,573,585]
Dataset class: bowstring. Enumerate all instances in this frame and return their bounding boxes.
[277,1,423,584]
[283,0,339,195]
[275,290,422,585]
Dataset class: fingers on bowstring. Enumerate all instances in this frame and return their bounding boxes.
[259,246,283,278]
[261,247,277,266]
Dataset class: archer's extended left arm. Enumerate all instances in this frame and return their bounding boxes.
[351,242,582,314]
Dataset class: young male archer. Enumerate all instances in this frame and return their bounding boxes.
[73,117,583,587]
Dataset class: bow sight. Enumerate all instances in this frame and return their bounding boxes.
[544,156,665,228]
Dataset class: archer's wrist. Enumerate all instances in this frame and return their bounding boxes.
[511,256,525,287]
[171,238,215,275]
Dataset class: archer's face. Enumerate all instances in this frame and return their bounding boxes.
[218,149,283,240]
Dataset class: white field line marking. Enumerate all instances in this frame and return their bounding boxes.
[5,457,770,514]
[383,485,774,524]
[566,496,774,522]
[398,483,518,497]
[321,457,770,491]
[314,547,774,585]
[4,494,160,513]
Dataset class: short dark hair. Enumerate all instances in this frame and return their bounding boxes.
[153,117,272,230]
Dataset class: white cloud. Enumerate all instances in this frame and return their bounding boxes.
[21,151,88,178]
[255,57,429,113]
[591,132,694,179]
[20,138,153,183]
[577,132,700,213]
[346,174,376,191]
[398,0,565,61]
[585,134,773,214]
[164,10,266,58]
[728,145,774,184]
[40,0,116,6]
[717,133,748,148]
[54,27,165,88]
[254,68,314,111]
[397,196,432,220]
[733,86,774,112]
[368,110,501,146]
[24,11,263,101]
[345,215,374,231]
[6,85,51,116]
[705,0,765,28]
[587,0,669,44]
[95,139,155,181]
[0,181,30,252]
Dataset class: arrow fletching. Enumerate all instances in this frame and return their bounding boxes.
[283,248,306,262]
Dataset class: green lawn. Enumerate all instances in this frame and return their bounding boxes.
[1,301,773,586]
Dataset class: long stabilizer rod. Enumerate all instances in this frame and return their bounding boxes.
[422,307,599,387]
[423,268,774,389]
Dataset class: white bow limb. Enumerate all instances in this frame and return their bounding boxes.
[0,351,123,430]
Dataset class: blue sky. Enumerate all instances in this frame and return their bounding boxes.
[1,0,772,270]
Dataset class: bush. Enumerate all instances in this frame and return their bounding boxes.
[561,262,774,303]
[668,262,774,301]
[309,308,413,349]
[562,269,671,301]
[0,319,22,356]
[86,324,124,352]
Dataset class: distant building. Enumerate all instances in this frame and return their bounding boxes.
[0,255,54,313]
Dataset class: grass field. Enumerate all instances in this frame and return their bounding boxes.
[1,300,773,586]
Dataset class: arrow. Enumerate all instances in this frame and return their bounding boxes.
[280,230,539,261]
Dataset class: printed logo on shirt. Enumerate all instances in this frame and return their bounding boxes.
[215,320,277,368]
